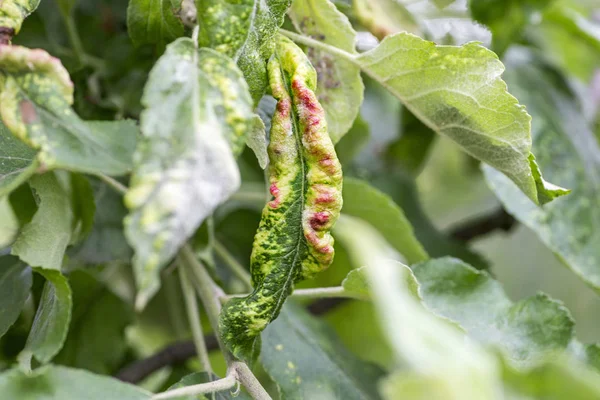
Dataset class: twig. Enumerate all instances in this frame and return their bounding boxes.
[96,173,128,195]
[152,374,237,400]
[447,208,516,242]
[214,240,252,288]
[231,362,271,400]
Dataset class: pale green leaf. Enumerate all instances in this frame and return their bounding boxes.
[0,0,40,34]
[245,115,268,169]
[196,0,292,103]
[341,266,420,301]
[483,53,600,293]
[0,255,31,338]
[0,120,37,197]
[355,33,567,205]
[0,46,139,176]
[289,0,364,142]
[0,365,151,400]
[127,0,184,46]
[11,174,73,271]
[413,257,575,367]
[168,372,251,400]
[18,268,72,369]
[352,0,420,40]
[342,177,428,264]
[261,302,385,400]
[125,38,254,310]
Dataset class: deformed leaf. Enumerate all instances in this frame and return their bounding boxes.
[289,0,364,142]
[219,36,343,361]
[0,46,138,176]
[261,303,384,400]
[0,119,37,197]
[342,177,427,264]
[0,365,151,400]
[483,54,600,294]
[0,255,31,338]
[125,38,255,310]
[196,0,292,103]
[355,33,567,205]
[168,372,251,400]
[413,257,575,367]
[18,268,72,370]
[0,0,40,35]
[127,0,184,46]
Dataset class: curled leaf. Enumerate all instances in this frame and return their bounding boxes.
[0,0,40,36]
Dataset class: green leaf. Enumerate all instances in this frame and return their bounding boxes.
[341,266,420,301]
[289,0,364,142]
[261,302,384,400]
[482,54,600,294]
[0,255,31,338]
[127,0,184,46]
[0,365,151,399]
[342,177,428,264]
[355,33,567,205]
[219,37,343,362]
[55,271,132,374]
[168,372,251,400]
[196,0,292,103]
[0,120,37,197]
[18,268,72,369]
[352,0,420,40]
[335,115,370,166]
[413,257,575,367]
[0,0,41,34]
[125,38,254,310]
[246,115,268,169]
[0,46,139,176]
[11,174,73,270]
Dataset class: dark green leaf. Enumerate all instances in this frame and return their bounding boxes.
[125,38,254,310]
[0,255,31,338]
[127,0,184,46]
[196,0,292,103]
[0,120,37,197]
[0,365,151,399]
[261,303,384,400]
[68,173,95,244]
[18,268,72,369]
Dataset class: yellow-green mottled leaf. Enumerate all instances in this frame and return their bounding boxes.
[125,38,255,310]
[355,33,567,205]
[0,119,37,197]
[196,0,292,103]
[127,0,184,46]
[289,0,364,142]
[0,0,40,35]
[219,36,343,362]
[0,46,138,176]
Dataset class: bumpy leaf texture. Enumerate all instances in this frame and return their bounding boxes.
[125,38,255,310]
[356,33,568,205]
[219,36,343,361]
[196,0,292,103]
[0,0,40,35]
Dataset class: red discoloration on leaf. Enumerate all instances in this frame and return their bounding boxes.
[292,78,320,113]
[19,100,38,124]
[304,230,334,256]
[309,211,330,229]
[269,183,281,208]
[276,97,291,118]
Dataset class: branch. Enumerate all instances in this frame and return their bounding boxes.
[152,374,237,399]
[447,208,516,242]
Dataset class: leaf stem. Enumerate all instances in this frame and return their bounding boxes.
[151,373,237,400]
[60,12,86,67]
[232,361,272,400]
[96,174,128,195]
[220,286,349,303]
[178,265,213,374]
[279,29,359,65]
[214,240,252,289]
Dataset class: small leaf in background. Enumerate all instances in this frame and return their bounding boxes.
[196,0,292,103]
[11,174,73,270]
[18,268,72,370]
[342,177,428,264]
[341,266,420,301]
[335,115,370,166]
[245,115,268,169]
[127,0,184,46]
[289,0,364,143]
[0,255,31,338]
[0,0,41,35]
[355,33,567,205]
[0,46,139,176]
[168,372,251,400]
[483,54,600,294]
[413,257,576,368]
[261,303,384,400]
[0,120,37,197]
[0,365,151,400]
[125,38,254,310]
[219,36,343,362]
[352,0,420,40]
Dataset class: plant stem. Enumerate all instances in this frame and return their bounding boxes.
[279,29,359,65]
[232,362,272,400]
[221,286,349,303]
[178,265,213,374]
[61,12,86,67]
[214,240,252,289]
[96,174,128,195]
[151,374,237,400]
